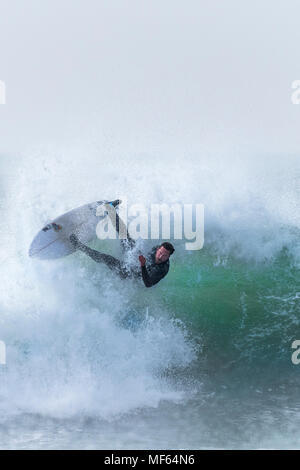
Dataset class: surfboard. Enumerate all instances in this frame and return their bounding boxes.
[29,200,113,260]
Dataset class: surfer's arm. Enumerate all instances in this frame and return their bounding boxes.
[139,255,155,287]
[141,265,157,287]
[141,264,166,288]
[139,255,166,287]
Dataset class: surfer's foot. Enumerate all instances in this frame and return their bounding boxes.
[103,199,122,216]
[109,199,122,208]
[69,234,81,249]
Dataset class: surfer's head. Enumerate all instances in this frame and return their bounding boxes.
[155,242,175,264]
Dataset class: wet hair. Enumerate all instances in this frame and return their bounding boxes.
[160,242,175,255]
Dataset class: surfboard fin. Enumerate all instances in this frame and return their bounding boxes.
[97,199,122,208]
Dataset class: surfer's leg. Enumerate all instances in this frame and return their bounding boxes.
[116,211,136,253]
[105,205,135,253]
[69,234,129,278]
[79,244,130,278]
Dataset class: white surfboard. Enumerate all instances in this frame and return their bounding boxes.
[29,200,112,260]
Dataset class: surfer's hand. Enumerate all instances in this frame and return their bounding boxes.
[70,234,80,249]
[139,255,146,267]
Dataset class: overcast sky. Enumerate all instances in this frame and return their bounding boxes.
[0,0,300,156]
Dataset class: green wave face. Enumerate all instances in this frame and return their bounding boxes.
[159,245,300,378]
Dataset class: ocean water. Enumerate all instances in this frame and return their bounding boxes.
[0,149,299,449]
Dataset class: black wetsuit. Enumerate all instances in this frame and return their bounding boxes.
[75,212,169,287]
[140,246,169,287]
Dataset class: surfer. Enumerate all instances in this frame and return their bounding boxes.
[69,200,174,287]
